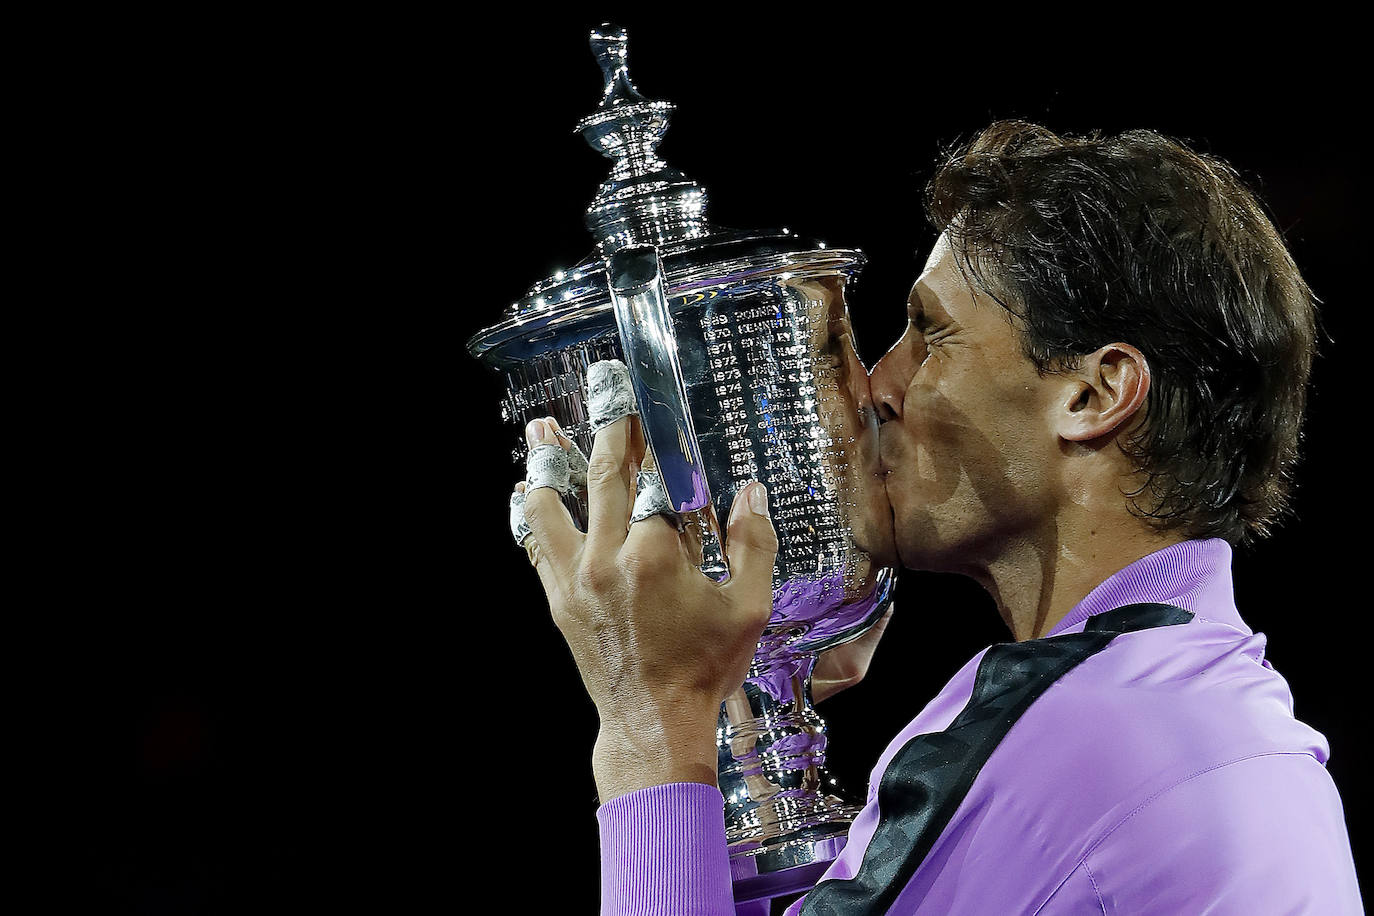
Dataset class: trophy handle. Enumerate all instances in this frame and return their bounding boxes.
[607,244,712,513]
[607,245,729,580]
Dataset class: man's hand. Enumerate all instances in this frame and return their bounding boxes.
[516,414,779,804]
[812,606,895,704]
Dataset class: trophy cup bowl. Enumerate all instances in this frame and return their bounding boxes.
[467,24,897,905]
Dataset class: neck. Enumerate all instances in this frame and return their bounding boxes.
[968,512,1187,642]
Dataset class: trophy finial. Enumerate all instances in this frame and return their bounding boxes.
[588,23,646,108]
[575,25,709,254]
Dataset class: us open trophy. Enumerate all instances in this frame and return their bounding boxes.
[467,25,896,905]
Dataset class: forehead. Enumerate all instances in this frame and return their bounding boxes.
[921,232,953,274]
[909,233,977,316]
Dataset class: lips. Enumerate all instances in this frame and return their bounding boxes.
[850,404,885,479]
[876,422,902,480]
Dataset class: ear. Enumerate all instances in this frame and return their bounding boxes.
[1056,343,1151,443]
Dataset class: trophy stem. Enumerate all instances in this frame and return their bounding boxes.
[719,631,861,901]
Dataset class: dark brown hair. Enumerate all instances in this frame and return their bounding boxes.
[926,119,1319,545]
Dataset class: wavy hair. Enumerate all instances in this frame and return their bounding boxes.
[925,120,1319,545]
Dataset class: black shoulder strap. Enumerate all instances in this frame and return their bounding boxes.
[800,603,1194,915]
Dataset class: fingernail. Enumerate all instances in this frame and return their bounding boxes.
[525,419,550,447]
[748,481,769,518]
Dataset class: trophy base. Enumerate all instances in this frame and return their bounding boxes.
[728,811,859,904]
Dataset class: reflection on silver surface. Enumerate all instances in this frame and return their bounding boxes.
[466,23,897,895]
[609,246,711,516]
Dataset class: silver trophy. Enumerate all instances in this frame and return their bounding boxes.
[467,24,896,905]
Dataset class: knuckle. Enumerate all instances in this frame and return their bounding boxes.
[548,602,573,633]
[521,486,551,517]
[523,486,570,528]
[618,549,658,585]
[752,601,775,629]
[578,560,620,594]
[587,452,622,488]
[739,526,779,556]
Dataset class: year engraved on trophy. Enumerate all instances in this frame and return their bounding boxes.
[469,25,898,895]
[693,285,853,581]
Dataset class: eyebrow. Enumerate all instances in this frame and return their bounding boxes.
[908,286,943,328]
[907,285,926,318]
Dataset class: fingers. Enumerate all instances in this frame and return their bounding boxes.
[869,605,895,639]
[585,414,645,555]
[623,465,690,562]
[543,416,588,497]
[584,359,646,554]
[510,486,533,546]
[521,419,583,577]
[721,481,779,626]
[811,605,895,704]
[513,482,553,583]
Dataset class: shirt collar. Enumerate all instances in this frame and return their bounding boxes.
[1045,538,1248,639]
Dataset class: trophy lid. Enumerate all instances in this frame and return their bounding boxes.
[575,23,709,255]
[467,24,864,368]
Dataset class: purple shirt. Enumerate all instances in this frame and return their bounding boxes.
[597,539,1364,913]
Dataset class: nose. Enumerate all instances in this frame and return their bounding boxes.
[869,324,922,422]
[839,333,878,421]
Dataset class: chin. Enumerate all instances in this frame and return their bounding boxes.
[892,509,996,577]
[895,538,945,573]
[851,486,900,569]
[887,497,955,574]
[854,527,900,571]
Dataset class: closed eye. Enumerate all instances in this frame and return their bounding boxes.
[918,326,952,368]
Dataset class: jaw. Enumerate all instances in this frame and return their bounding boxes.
[841,407,899,568]
[854,475,899,569]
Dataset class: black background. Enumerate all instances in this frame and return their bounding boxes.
[87,11,1362,912]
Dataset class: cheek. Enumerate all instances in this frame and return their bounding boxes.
[897,379,975,499]
[903,358,965,442]
[905,363,1042,492]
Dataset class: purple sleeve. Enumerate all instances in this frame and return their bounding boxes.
[596,782,736,915]
[1039,751,1364,914]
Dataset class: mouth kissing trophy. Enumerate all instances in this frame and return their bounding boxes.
[467,24,897,904]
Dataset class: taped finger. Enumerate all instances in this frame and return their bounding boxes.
[510,487,533,546]
[538,420,588,497]
[564,438,589,491]
[522,420,585,573]
[525,443,571,493]
[542,416,590,493]
[630,468,683,529]
[587,359,639,432]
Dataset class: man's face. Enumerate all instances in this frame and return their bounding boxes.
[867,233,1064,573]
[789,274,899,578]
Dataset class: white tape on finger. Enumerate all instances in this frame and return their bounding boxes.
[564,438,589,490]
[587,359,639,432]
[509,489,532,546]
[525,443,571,493]
[631,468,681,526]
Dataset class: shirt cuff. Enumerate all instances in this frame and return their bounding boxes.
[596,782,734,915]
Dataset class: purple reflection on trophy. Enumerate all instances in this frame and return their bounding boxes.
[466,23,898,904]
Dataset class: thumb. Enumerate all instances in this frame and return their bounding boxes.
[722,481,779,619]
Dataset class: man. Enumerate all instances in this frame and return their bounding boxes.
[512,120,1363,913]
